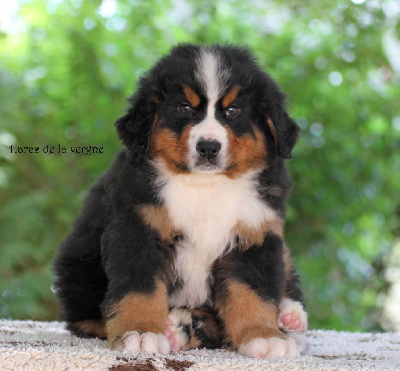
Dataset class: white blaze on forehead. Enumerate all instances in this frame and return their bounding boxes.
[197,49,221,104]
[189,48,230,170]
[195,47,230,108]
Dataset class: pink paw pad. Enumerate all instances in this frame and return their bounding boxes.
[278,298,307,333]
[165,321,181,351]
[165,310,190,352]
[280,313,292,327]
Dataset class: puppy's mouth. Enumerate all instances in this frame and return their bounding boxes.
[196,164,219,172]
[194,156,222,172]
[193,156,224,173]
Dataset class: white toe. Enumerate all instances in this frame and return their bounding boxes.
[238,337,301,359]
[157,333,171,354]
[120,331,141,353]
[117,331,170,354]
[141,332,159,353]
[287,332,307,352]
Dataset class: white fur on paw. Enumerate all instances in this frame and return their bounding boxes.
[287,332,307,353]
[165,308,191,351]
[117,331,170,354]
[238,337,300,359]
[279,298,308,333]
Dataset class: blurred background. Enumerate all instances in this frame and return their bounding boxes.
[0,0,399,332]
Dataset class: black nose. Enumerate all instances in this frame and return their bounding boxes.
[196,139,221,160]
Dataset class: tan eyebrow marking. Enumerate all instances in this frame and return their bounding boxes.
[267,117,278,145]
[222,86,240,108]
[183,85,201,107]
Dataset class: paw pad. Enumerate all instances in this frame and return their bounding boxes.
[164,308,192,352]
[279,298,308,333]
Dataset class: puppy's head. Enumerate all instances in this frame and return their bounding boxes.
[116,44,300,176]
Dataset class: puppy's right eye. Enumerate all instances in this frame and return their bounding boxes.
[178,103,193,114]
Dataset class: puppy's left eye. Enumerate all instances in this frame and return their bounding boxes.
[225,105,240,118]
[178,103,193,114]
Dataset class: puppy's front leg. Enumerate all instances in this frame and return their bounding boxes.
[214,234,301,359]
[105,281,170,354]
[101,216,171,354]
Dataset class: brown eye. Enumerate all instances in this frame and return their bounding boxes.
[226,105,240,117]
[178,103,193,114]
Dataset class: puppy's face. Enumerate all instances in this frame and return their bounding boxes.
[116,45,299,175]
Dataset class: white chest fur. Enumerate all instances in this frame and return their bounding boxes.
[157,171,277,308]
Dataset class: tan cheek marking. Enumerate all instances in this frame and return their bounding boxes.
[232,218,284,249]
[106,281,168,348]
[183,85,200,107]
[216,281,284,347]
[222,86,240,108]
[150,126,192,173]
[225,126,267,178]
[68,319,107,339]
[267,117,278,145]
[139,205,178,242]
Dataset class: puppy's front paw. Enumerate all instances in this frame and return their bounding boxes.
[115,331,170,354]
[238,337,300,359]
[279,298,308,333]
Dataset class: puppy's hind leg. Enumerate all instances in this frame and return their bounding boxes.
[52,181,109,339]
[53,228,108,338]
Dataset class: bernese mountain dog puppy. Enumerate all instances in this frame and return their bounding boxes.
[53,44,308,359]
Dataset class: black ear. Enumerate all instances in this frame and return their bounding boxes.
[115,91,156,160]
[267,109,300,159]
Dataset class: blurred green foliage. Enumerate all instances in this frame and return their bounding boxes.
[0,0,399,331]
